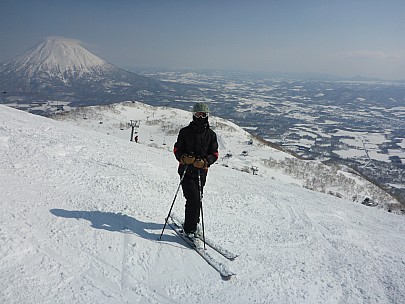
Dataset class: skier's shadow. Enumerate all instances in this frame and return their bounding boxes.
[50,208,177,242]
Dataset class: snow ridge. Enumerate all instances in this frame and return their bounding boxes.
[55,101,402,211]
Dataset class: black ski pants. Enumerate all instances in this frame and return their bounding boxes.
[181,173,206,234]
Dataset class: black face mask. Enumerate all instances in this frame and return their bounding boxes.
[192,115,208,128]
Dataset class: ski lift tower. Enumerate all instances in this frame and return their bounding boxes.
[0,91,6,104]
[130,120,140,142]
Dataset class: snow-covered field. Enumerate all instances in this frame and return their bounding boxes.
[1,104,405,304]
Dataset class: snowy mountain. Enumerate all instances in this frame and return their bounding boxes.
[0,37,183,109]
[1,103,405,303]
[1,37,112,77]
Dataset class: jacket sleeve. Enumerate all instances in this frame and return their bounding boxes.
[206,132,219,166]
[173,129,185,162]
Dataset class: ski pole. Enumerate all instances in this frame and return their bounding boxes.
[159,164,188,241]
[198,169,206,250]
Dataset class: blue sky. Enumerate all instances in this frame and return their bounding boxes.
[1,0,405,80]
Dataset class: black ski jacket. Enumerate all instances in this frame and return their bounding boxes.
[174,121,219,176]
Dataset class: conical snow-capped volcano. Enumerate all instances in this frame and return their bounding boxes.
[1,37,116,79]
[0,37,174,111]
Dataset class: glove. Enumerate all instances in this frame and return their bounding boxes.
[193,158,207,169]
[180,154,195,165]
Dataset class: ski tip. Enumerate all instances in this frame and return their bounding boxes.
[221,273,235,281]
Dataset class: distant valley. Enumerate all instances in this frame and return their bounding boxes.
[137,69,405,205]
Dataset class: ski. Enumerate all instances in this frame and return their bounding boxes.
[168,220,235,280]
[196,235,238,260]
[170,214,238,260]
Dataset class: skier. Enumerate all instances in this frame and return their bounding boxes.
[173,103,219,237]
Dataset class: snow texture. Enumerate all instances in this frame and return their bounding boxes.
[1,104,404,304]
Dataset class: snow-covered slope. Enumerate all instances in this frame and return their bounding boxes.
[54,101,401,211]
[1,104,405,304]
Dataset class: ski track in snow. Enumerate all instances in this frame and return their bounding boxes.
[1,104,405,304]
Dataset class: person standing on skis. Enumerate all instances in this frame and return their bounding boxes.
[173,103,219,237]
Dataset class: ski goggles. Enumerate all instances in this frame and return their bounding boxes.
[193,112,208,118]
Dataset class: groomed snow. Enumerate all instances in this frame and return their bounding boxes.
[1,104,404,304]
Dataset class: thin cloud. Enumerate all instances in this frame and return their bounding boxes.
[339,50,403,60]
